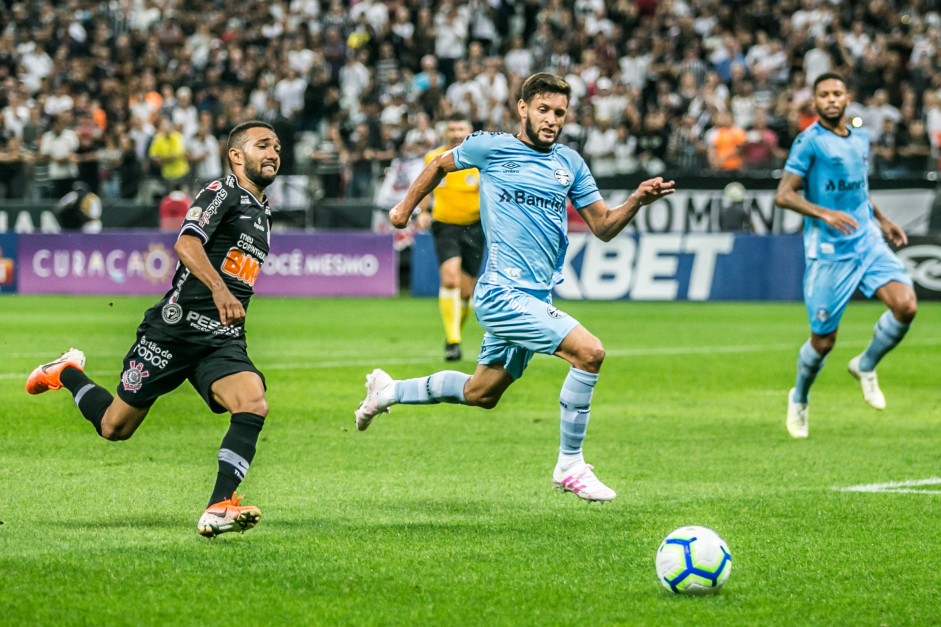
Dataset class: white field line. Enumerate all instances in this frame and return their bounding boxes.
[3,338,940,380]
[835,478,941,495]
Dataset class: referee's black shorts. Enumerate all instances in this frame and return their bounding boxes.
[431,220,484,276]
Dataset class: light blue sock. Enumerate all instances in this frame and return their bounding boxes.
[859,311,910,372]
[394,371,471,405]
[559,367,598,455]
[793,340,825,404]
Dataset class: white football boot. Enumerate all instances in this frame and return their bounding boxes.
[786,387,809,438]
[553,462,617,502]
[354,368,395,431]
[848,356,886,410]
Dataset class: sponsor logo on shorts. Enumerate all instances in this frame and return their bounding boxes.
[121,361,150,392]
[553,169,572,185]
[134,335,172,368]
[161,303,183,324]
[186,311,241,337]
[547,305,567,319]
[816,307,830,323]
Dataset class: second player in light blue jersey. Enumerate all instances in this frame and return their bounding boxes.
[354,73,675,501]
[775,72,917,439]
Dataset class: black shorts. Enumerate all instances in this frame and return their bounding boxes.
[431,220,484,277]
[115,328,265,414]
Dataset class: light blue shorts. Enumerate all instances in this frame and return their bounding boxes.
[804,241,911,335]
[474,284,580,380]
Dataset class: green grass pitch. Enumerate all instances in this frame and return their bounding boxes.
[1,295,939,625]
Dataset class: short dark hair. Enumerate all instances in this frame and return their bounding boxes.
[445,112,471,124]
[812,71,847,93]
[227,120,275,152]
[520,73,571,104]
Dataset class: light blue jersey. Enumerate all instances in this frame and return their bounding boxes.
[451,131,603,292]
[784,121,882,260]
[451,132,602,378]
[784,121,911,333]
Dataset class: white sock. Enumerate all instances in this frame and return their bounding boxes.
[557,451,585,472]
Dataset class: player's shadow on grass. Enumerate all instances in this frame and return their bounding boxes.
[45,516,187,530]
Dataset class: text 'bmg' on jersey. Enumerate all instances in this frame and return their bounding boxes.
[143,174,271,345]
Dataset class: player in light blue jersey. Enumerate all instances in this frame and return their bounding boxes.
[775,72,917,438]
[354,73,675,501]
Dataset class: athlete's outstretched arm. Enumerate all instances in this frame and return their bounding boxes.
[774,171,858,234]
[175,234,245,326]
[872,202,908,246]
[389,151,459,228]
[579,177,676,242]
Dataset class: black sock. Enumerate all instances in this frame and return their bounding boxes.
[60,366,112,436]
[208,412,266,506]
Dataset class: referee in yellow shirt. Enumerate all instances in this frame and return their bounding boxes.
[418,113,481,361]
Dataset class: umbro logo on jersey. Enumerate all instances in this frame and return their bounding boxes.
[502,162,520,173]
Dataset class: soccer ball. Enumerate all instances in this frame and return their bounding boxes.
[655,526,732,594]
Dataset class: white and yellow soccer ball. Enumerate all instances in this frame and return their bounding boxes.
[655,525,732,594]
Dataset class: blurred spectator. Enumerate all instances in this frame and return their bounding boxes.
[718,182,752,232]
[21,105,46,153]
[0,135,31,199]
[872,117,900,176]
[614,124,639,175]
[896,119,933,176]
[40,115,80,199]
[413,54,446,94]
[187,117,223,185]
[476,57,510,128]
[171,87,199,140]
[2,89,30,139]
[274,68,307,122]
[158,183,192,231]
[56,181,102,233]
[310,120,346,199]
[742,110,784,172]
[97,131,124,201]
[402,112,437,158]
[705,111,746,172]
[446,60,485,123]
[503,34,534,80]
[667,113,706,173]
[635,109,671,175]
[591,77,628,125]
[803,36,834,87]
[117,133,142,200]
[148,116,190,194]
[861,89,901,142]
[343,120,377,199]
[74,120,102,194]
[583,114,619,177]
[433,0,470,84]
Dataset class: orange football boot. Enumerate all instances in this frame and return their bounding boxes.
[25,348,86,394]
[197,492,261,538]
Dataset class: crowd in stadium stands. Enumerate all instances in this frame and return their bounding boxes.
[0,0,940,205]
